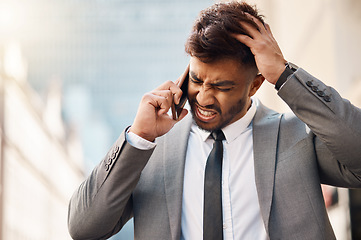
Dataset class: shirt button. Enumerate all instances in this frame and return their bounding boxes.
[223,224,227,229]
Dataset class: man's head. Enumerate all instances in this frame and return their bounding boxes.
[185,1,265,131]
[185,1,264,70]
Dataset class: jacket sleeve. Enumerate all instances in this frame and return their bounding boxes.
[277,68,361,187]
[68,129,155,240]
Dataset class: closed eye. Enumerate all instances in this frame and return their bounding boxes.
[215,87,233,92]
[189,75,203,85]
[212,81,236,92]
[189,71,236,92]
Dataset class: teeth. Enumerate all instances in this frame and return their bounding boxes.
[198,108,214,117]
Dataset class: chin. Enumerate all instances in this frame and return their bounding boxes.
[195,122,217,132]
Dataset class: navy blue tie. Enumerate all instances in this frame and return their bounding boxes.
[203,130,225,240]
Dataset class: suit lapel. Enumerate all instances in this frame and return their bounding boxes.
[252,101,282,234]
[163,115,192,240]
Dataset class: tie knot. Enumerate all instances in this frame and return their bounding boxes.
[211,130,225,141]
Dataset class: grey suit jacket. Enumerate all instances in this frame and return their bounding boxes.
[68,69,361,240]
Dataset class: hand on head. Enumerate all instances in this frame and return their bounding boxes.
[232,13,287,85]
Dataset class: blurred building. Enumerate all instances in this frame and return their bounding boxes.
[0,43,85,240]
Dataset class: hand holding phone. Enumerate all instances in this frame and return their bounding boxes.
[171,65,189,120]
[130,65,189,142]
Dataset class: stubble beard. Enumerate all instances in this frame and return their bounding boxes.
[189,98,247,132]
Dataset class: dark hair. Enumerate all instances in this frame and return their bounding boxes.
[185,1,264,68]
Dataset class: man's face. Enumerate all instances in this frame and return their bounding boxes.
[187,57,262,131]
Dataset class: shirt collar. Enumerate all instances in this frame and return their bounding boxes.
[192,98,257,143]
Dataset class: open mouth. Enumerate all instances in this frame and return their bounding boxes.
[196,105,217,122]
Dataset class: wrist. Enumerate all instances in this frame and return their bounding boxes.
[265,61,287,85]
[126,130,157,150]
[129,126,156,142]
[272,64,287,85]
[275,62,298,90]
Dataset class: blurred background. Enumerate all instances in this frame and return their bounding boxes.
[0,0,360,239]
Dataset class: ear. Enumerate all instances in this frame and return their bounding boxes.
[248,74,265,97]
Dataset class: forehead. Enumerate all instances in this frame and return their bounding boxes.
[189,57,254,84]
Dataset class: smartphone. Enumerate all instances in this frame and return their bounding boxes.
[171,65,189,120]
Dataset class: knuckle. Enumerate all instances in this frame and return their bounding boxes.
[165,90,173,98]
[142,93,151,99]
[164,80,173,87]
[255,41,267,50]
[142,92,154,101]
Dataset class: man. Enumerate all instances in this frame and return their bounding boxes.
[68,1,361,239]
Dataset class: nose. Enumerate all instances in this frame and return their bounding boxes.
[196,85,215,107]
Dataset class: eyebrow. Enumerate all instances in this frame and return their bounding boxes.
[190,71,237,87]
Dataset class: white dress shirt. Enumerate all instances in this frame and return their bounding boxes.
[126,99,268,240]
[180,100,267,240]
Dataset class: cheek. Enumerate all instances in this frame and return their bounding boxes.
[217,95,229,108]
[218,93,239,107]
[187,86,196,97]
[187,84,197,97]
[219,92,248,114]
